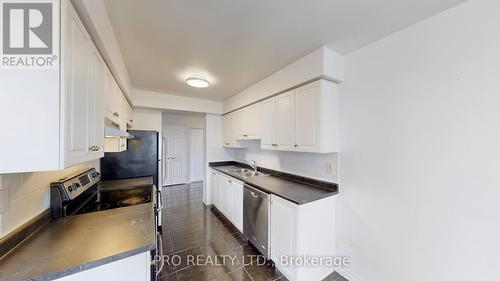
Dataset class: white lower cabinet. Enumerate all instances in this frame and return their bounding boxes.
[210,170,219,206]
[270,194,337,281]
[55,252,151,281]
[212,171,244,233]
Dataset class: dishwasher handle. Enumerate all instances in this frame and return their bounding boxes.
[244,184,270,200]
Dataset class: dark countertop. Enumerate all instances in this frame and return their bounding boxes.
[0,203,156,281]
[209,162,338,205]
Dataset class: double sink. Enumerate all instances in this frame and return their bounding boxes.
[227,168,268,179]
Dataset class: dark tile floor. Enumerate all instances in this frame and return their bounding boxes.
[159,183,347,281]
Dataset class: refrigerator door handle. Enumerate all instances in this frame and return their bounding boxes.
[162,137,167,184]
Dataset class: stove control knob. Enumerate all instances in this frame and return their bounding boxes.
[91,172,99,178]
[68,183,79,192]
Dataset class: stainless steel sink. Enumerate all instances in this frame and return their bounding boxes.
[228,168,268,178]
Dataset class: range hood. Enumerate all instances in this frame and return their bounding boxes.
[104,125,134,139]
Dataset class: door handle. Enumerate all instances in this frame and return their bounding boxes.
[157,189,164,211]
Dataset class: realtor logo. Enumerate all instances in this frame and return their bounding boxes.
[1,1,57,68]
[3,3,52,54]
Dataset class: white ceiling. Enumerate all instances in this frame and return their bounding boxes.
[103,0,465,101]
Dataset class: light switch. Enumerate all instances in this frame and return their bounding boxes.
[0,189,9,213]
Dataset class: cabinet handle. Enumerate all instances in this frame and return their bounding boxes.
[130,119,133,123]
[228,180,232,183]
[294,144,299,147]
[243,134,248,137]
[113,112,119,117]
[225,142,230,146]
[89,146,94,151]
[121,144,125,147]
[95,145,100,151]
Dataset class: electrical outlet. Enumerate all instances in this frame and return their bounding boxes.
[325,162,333,174]
[0,189,9,213]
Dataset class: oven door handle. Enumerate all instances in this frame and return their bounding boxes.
[157,188,164,211]
[156,232,164,277]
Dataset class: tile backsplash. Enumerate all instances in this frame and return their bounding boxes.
[0,160,99,239]
[232,141,339,182]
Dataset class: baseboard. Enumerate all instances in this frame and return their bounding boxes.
[337,267,363,281]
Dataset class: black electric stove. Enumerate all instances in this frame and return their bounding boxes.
[50,168,155,218]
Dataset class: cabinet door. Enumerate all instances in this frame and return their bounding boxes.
[225,177,234,220]
[275,91,295,150]
[260,98,276,149]
[232,181,244,232]
[217,174,226,212]
[295,84,320,152]
[244,104,261,139]
[236,104,261,139]
[90,50,105,158]
[270,195,297,279]
[64,11,91,167]
[223,114,233,146]
[210,171,218,206]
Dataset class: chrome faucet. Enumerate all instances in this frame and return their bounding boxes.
[245,159,257,171]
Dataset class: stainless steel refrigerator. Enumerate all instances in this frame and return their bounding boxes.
[100,130,159,186]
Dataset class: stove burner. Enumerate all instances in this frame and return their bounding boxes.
[82,203,111,213]
[117,196,147,207]
[118,189,149,197]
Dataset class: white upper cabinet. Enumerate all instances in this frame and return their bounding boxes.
[63,9,92,167]
[90,48,106,159]
[61,1,107,166]
[0,1,116,173]
[259,80,339,153]
[235,103,261,140]
[294,82,320,152]
[275,91,296,151]
[260,98,277,149]
[223,112,241,147]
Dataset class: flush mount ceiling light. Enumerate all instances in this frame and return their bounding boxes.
[186,77,210,88]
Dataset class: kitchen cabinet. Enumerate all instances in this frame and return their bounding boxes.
[212,172,244,232]
[270,194,337,281]
[275,91,296,150]
[89,48,106,159]
[223,113,244,148]
[62,9,93,167]
[231,179,244,232]
[210,170,219,206]
[260,98,277,149]
[55,252,151,281]
[235,103,261,140]
[259,79,339,153]
[104,73,133,153]
[0,1,108,173]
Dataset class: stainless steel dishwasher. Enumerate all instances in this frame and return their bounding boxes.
[243,184,271,258]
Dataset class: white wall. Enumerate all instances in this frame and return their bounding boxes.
[232,142,338,182]
[204,114,234,204]
[132,109,163,132]
[336,1,500,280]
[133,89,223,114]
[0,160,98,238]
[223,46,344,113]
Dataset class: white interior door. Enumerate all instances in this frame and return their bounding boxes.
[163,125,188,186]
[190,129,204,182]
